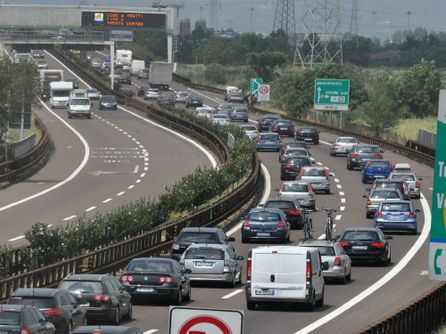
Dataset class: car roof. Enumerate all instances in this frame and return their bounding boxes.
[394,163,411,168]
[73,326,140,334]
[354,144,379,147]
[259,132,279,135]
[298,239,337,247]
[63,274,110,281]
[0,304,28,311]
[337,136,356,140]
[179,227,223,233]
[282,181,309,185]
[301,165,326,170]
[128,257,177,263]
[12,288,61,297]
[380,199,411,204]
[184,243,229,250]
[344,227,380,232]
[367,159,389,163]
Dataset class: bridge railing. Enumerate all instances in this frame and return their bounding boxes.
[0,31,105,42]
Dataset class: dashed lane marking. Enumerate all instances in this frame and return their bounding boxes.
[222,289,244,299]
[63,215,77,221]
[335,215,342,221]
[116,191,125,196]
[339,191,345,196]
[337,184,343,189]
[341,198,346,203]
[85,206,97,212]
[128,185,135,190]
[8,235,25,242]
[102,198,113,203]
[340,206,345,211]
[334,178,340,183]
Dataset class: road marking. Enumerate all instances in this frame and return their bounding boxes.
[85,206,97,212]
[63,215,77,221]
[295,191,432,334]
[340,206,345,211]
[419,270,428,276]
[335,215,342,221]
[140,173,146,177]
[116,191,125,196]
[128,185,135,190]
[429,187,433,191]
[319,140,331,146]
[341,198,346,203]
[316,162,323,166]
[336,184,342,189]
[339,191,344,196]
[334,178,340,183]
[102,198,113,203]
[144,167,148,171]
[143,330,159,334]
[318,234,326,240]
[222,289,244,299]
[136,179,141,184]
[8,235,25,242]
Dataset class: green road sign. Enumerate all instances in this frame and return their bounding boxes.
[250,78,263,95]
[429,90,446,281]
[314,79,350,111]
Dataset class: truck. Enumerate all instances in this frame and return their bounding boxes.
[130,59,145,76]
[50,81,73,108]
[40,69,64,88]
[149,61,173,91]
[68,89,91,119]
[115,49,132,67]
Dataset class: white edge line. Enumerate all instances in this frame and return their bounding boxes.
[294,192,431,334]
[222,289,244,299]
[85,206,97,212]
[143,330,159,334]
[8,235,25,242]
[116,191,125,196]
[63,215,77,221]
[102,198,113,203]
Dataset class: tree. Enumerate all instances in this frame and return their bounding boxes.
[247,51,288,82]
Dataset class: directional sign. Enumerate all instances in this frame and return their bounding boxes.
[314,79,350,111]
[257,84,270,102]
[169,307,244,334]
[429,90,446,280]
[250,78,263,95]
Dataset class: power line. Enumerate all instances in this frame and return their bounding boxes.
[349,0,358,36]
[272,0,296,38]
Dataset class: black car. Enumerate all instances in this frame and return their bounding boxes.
[137,86,149,97]
[0,304,55,334]
[280,141,309,155]
[270,119,295,137]
[280,156,312,181]
[338,227,392,266]
[120,257,191,305]
[170,227,235,261]
[99,95,118,110]
[157,94,176,106]
[117,75,131,85]
[346,144,383,170]
[295,126,319,144]
[185,96,203,108]
[263,199,303,229]
[58,274,132,325]
[8,288,87,334]
[73,326,142,334]
[258,114,280,132]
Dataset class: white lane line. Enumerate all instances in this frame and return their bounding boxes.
[8,235,25,242]
[136,179,141,184]
[318,234,326,240]
[316,162,323,166]
[334,178,340,183]
[63,215,77,221]
[222,289,244,299]
[85,206,97,212]
[340,206,345,211]
[143,330,159,334]
[116,191,125,196]
[140,173,146,177]
[128,185,135,190]
[319,140,331,146]
[144,167,149,171]
[336,184,343,189]
[102,198,113,203]
[295,191,432,334]
[339,191,345,196]
[340,198,346,203]
[0,99,90,213]
[335,214,342,221]
[227,163,271,237]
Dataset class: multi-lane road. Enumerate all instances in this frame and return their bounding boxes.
[2,50,437,333]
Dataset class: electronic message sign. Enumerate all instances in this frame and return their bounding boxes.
[81,11,166,29]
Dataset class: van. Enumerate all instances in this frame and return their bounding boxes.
[68,89,91,119]
[245,246,327,311]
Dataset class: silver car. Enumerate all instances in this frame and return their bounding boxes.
[195,107,214,119]
[330,136,358,156]
[364,188,403,218]
[240,124,259,141]
[175,91,189,103]
[210,113,230,126]
[297,166,331,194]
[389,172,422,199]
[298,239,352,283]
[278,181,315,209]
[179,243,243,287]
[144,88,161,100]
[86,88,101,100]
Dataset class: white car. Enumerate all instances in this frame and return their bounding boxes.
[393,163,412,173]
[144,88,161,100]
[175,91,190,103]
[278,181,315,209]
[330,136,358,156]
[210,114,230,126]
[240,124,259,140]
[195,107,214,119]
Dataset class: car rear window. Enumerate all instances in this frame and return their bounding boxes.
[356,146,379,153]
[391,174,415,181]
[381,203,410,212]
[376,181,399,189]
[342,231,378,241]
[260,134,279,141]
[0,311,20,326]
[59,281,104,294]
[177,232,219,243]
[303,168,325,176]
[338,138,356,143]
[126,260,173,273]
[8,297,55,308]
[307,246,335,256]
[299,128,316,133]
[242,126,257,131]
[185,248,225,260]
[276,121,292,126]
[248,212,282,222]
[287,157,311,165]
[371,190,400,199]
[282,184,308,192]
[265,201,294,210]
[286,148,307,154]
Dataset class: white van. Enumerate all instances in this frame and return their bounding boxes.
[68,89,91,119]
[245,246,327,310]
[50,81,73,108]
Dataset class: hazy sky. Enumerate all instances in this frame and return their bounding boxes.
[3,0,446,39]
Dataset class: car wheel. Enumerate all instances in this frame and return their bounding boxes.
[386,248,392,266]
[361,176,366,184]
[366,212,371,219]
[242,236,248,244]
[306,290,316,311]
[230,273,237,288]
[325,189,330,194]
[315,288,324,306]
[67,322,72,334]
[68,114,72,119]
[247,300,256,310]
[112,307,120,325]
[346,269,352,281]
[174,288,183,305]
[314,140,319,145]
[287,233,290,243]
[184,285,192,302]
[347,162,352,170]
[124,303,132,320]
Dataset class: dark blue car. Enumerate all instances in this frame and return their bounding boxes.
[256,132,282,152]
[362,159,392,183]
[241,208,290,243]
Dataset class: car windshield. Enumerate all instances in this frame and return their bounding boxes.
[391,174,415,181]
[265,201,294,210]
[53,90,70,97]
[148,89,159,93]
[102,96,115,102]
[381,203,410,212]
[338,138,356,143]
[0,311,20,326]
[276,121,292,126]
[260,134,278,141]
[70,99,89,105]
[371,190,399,199]
[282,184,308,192]
[185,248,225,260]
[59,281,104,294]
[343,231,379,241]
[248,212,281,222]
[376,182,400,190]
[177,232,219,243]
[242,126,257,131]
[303,169,325,176]
[261,117,277,122]
[8,297,55,308]
[126,260,173,273]
[369,161,390,167]
[356,146,379,153]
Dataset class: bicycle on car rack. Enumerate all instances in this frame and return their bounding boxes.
[301,208,315,240]
[322,208,337,241]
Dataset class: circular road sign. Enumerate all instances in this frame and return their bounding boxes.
[258,85,269,95]
[178,315,232,334]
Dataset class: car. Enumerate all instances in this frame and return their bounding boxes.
[195,107,214,119]
[170,227,235,261]
[241,207,290,243]
[270,119,295,137]
[224,86,239,101]
[295,126,319,144]
[86,89,101,100]
[297,166,331,194]
[298,239,352,283]
[278,181,315,209]
[217,103,233,115]
[240,124,258,140]
[73,326,142,334]
[338,227,392,266]
[120,257,191,304]
[364,188,404,218]
[371,179,410,200]
[262,199,303,229]
[393,163,412,173]
[137,86,149,97]
[35,59,48,69]
[65,79,79,89]
[281,141,309,155]
[174,91,189,103]
[90,58,102,68]
[144,88,160,100]
[256,132,282,152]
[117,74,131,85]
[99,95,118,110]
[257,114,280,132]
[388,172,422,199]
[185,96,203,108]
[210,113,230,126]
[374,199,420,234]
[30,49,45,58]
[347,144,383,170]
[8,288,87,334]
[227,88,244,103]
[279,147,312,162]
[179,244,243,287]
[58,274,132,325]
[229,106,248,122]
[137,68,149,79]
[280,156,312,181]
[361,159,393,183]
[330,136,358,156]
[157,93,176,106]
[0,304,55,334]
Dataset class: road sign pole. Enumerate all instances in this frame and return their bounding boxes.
[340,110,343,128]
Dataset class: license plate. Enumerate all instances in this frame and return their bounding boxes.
[389,215,405,221]
[194,261,213,267]
[280,127,287,130]
[304,138,312,141]
[80,303,90,307]
[255,288,275,295]
[353,245,368,250]
[136,288,155,293]
[257,232,270,237]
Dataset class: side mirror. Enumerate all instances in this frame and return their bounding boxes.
[380,149,385,153]
[419,177,423,181]
[385,235,393,240]
[362,195,367,198]
[322,261,329,271]
[184,269,192,275]
[228,237,235,242]
[237,255,244,261]
[415,208,421,213]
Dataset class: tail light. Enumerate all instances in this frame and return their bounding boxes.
[375,211,382,218]
[43,309,64,316]
[409,211,416,218]
[272,126,278,131]
[367,199,372,205]
[351,153,359,158]
[279,137,283,143]
[159,276,173,283]
[120,275,134,282]
[333,256,341,266]
[283,163,293,169]
[416,181,420,188]
[289,209,300,216]
[371,242,385,249]
[340,241,349,248]
[277,221,286,228]
[172,244,180,250]
[21,326,31,334]
[306,259,312,284]
[93,294,111,302]
[324,169,330,179]
[247,258,252,281]
[257,136,261,143]
[335,144,341,148]
[373,153,382,158]
[242,220,251,228]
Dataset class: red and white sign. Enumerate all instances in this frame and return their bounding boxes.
[257,84,270,102]
[169,307,244,334]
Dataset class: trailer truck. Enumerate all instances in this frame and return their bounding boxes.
[148,62,173,91]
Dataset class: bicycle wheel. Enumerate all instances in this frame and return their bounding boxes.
[308,218,314,239]
[325,223,332,240]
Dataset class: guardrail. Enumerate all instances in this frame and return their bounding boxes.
[0,115,50,184]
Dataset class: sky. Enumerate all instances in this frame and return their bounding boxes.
[2,0,446,39]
